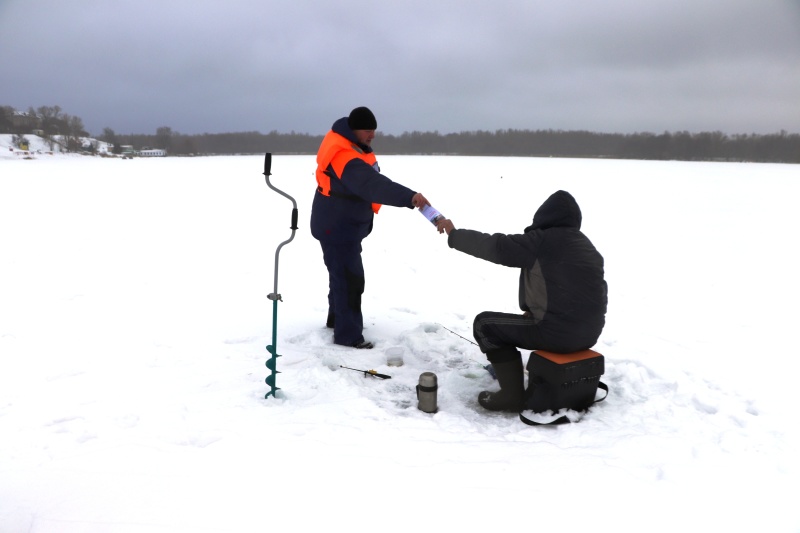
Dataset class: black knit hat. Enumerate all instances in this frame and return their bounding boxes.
[348,106,377,130]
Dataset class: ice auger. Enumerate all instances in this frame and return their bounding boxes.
[263,153,297,399]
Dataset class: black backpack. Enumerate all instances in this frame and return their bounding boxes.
[520,349,608,426]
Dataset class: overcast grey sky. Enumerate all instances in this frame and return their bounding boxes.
[2,0,799,136]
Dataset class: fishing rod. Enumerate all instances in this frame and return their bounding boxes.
[437,323,498,379]
[340,366,392,380]
[437,323,478,346]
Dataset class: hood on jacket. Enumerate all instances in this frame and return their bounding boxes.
[524,190,582,232]
[331,117,374,154]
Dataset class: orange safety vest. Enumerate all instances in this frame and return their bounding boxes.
[315,131,382,214]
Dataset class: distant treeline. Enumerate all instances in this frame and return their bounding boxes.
[112,128,800,163]
[3,105,798,162]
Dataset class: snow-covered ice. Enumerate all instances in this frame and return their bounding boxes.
[1,153,798,532]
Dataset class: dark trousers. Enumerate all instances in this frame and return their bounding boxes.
[320,240,365,346]
[474,310,594,363]
[473,311,541,363]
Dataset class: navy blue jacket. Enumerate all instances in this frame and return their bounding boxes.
[310,117,417,243]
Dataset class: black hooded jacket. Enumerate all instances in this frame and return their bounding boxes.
[447,190,607,351]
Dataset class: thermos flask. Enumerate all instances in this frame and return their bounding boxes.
[417,372,438,413]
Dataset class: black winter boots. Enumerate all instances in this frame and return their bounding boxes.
[478,357,524,411]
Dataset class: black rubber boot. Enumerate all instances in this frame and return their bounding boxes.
[478,357,524,412]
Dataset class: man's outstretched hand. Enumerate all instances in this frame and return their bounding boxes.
[436,218,455,235]
[411,192,430,208]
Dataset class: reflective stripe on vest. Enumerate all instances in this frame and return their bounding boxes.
[315,131,382,214]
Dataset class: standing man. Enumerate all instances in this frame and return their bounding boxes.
[436,190,607,411]
[311,106,430,349]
